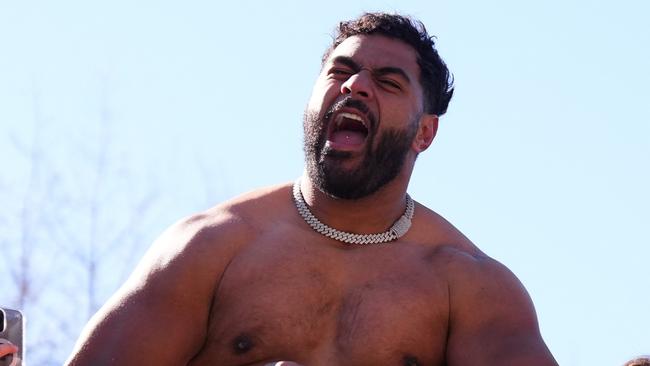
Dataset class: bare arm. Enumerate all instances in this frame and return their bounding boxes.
[445,253,558,366]
[65,210,247,366]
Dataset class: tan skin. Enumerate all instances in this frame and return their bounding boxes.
[66,35,558,366]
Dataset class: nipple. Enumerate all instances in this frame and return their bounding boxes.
[403,355,419,366]
[232,334,254,354]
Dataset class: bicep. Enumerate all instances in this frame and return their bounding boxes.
[445,257,558,366]
[66,218,237,365]
[68,282,206,365]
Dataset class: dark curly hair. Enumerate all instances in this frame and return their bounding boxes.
[625,357,650,366]
[322,12,454,116]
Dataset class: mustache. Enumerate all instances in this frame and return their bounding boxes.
[323,96,374,127]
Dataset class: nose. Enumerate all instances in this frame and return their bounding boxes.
[340,70,374,99]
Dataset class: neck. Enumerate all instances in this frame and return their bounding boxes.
[299,171,412,235]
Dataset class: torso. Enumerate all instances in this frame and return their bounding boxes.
[186,184,479,366]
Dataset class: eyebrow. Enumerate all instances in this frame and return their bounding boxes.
[330,56,412,84]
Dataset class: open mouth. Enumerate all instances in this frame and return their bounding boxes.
[327,111,369,147]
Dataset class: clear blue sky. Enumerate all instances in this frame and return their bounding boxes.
[1,0,649,365]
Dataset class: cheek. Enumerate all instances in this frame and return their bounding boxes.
[307,79,339,114]
[387,97,423,125]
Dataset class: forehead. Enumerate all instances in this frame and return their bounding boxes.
[326,34,421,80]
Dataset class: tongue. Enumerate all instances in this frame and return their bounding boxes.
[330,130,366,145]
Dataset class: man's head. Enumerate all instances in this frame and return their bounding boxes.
[303,13,454,199]
[323,12,454,116]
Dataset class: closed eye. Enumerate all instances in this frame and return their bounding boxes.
[377,78,401,90]
[329,67,353,77]
[373,66,410,91]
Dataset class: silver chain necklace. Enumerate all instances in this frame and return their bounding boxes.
[292,179,415,245]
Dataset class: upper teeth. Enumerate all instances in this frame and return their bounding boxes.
[336,112,366,127]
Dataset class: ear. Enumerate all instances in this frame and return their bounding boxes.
[412,114,438,153]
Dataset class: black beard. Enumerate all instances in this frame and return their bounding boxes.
[303,98,418,200]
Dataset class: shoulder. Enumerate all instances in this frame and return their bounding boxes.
[411,217,558,364]
[412,203,528,309]
[440,246,535,326]
[66,182,297,365]
[412,203,533,327]
[115,182,297,300]
[442,248,557,364]
[410,203,556,364]
[140,181,295,271]
[409,201,483,257]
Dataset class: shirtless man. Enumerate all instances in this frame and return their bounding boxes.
[66,13,558,366]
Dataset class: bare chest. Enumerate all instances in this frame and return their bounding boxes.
[192,235,449,366]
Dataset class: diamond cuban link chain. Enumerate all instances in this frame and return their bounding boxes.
[292,179,414,245]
